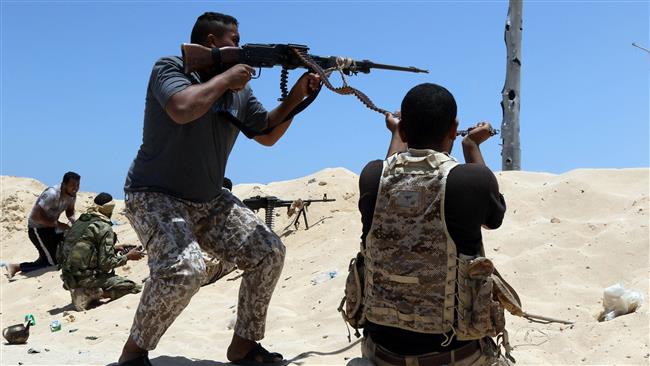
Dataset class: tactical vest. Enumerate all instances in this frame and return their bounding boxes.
[363,149,460,334]
[57,213,110,289]
[361,149,509,342]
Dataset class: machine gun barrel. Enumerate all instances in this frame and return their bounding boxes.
[302,197,336,205]
[307,55,428,74]
[363,61,429,74]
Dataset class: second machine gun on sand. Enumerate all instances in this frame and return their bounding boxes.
[243,194,335,231]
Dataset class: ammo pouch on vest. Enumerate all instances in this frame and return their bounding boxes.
[455,255,506,340]
[338,251,365,338]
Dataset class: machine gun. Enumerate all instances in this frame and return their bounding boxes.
[182,43,428,76]
[243,194,335,230]
[181,43,428,115]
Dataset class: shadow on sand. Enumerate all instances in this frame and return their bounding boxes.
[279,216,334,238]
[285,338,362,365]
[15,265,59,279]
[106,356,230,366]
[47,302,76,316]
[103,340,362,366]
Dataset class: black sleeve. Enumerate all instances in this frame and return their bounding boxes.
[445,164,506,255]
[358,160,383,247]
[483,171,507,229]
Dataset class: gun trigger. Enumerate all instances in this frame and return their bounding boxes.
[251,67,262,79]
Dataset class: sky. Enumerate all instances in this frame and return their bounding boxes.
[1,1,648,199]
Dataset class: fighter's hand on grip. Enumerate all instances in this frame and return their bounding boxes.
[223,64,256,91]
[289,72,321,100]
[465,122,493,146]
[385,111,401,134]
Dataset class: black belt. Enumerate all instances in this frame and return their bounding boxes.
[374,340,480,366]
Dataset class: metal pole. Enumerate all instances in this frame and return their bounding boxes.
[501,0,523,170]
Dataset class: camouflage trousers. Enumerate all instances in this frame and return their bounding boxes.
[124,190,285,350]
[71,274,141,311]
[356,336,502,366]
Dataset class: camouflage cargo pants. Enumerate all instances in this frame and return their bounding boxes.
[71,274,142,311]
[80,274,142,298]
[125,190,285,350]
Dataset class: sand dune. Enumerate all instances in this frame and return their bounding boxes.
[1,168,648,365]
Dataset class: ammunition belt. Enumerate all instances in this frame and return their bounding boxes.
[290,46,390,115]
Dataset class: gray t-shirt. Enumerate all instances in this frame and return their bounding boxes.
[124,56,269,202]
[28,185,76,228]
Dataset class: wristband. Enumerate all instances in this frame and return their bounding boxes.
[211,47,221,66]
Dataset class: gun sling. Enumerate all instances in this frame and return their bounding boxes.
[217,84,322,139]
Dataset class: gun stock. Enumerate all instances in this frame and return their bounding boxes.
[181,43,213,74]
[181,43,244,74]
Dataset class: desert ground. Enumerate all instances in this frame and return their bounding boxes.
[1,168,648,365]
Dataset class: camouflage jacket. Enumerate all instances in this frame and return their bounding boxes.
[58,211,127,288]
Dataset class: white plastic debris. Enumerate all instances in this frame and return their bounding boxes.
[310,270,338,285]
[600,283,644,321]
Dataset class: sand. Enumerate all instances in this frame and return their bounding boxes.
[1,168,648,365]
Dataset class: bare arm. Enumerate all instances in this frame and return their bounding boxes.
[462,122,493,165]
[384,112,407,158]
[253,104,297,147]
[253,73,321,146]
[462,139,485,165]
[165,64,255,124]
[65,202,75,223]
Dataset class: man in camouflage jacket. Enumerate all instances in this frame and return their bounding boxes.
[58,192,145,311]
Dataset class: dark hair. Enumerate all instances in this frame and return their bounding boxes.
[62,171,80,184]
[400,83,457,148]
[191,12,238,44]
[94,192,113,206]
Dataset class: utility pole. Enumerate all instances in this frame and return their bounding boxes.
[501,0,523,170]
